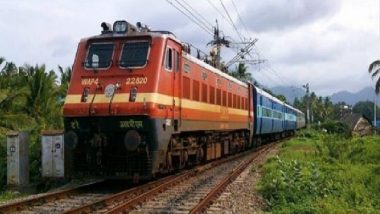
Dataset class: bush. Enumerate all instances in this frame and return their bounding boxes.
[258,133,380,213]
[318,120,349,135]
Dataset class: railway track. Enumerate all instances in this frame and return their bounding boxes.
[0,143,276,214]
[127,143,274,214]
[65,143,275,214]
[0,180,131,214]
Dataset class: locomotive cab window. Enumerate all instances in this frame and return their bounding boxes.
[120,41,150,68]
[85,43,114,69]
[165,47,173,70]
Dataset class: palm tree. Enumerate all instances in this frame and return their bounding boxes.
[57,65,72,99]
[230,63,253,83]
[368,60,380,93]
[25,64,62,128]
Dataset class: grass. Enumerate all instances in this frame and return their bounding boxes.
[258,129,380,213]
[0,190,24,202]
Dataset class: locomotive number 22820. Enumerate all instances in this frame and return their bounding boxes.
[125,77,148,85]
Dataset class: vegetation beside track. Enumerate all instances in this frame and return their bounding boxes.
[0,57,71,195]
[258,129,380,213]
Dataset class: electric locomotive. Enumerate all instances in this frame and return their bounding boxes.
[63,21,253,180]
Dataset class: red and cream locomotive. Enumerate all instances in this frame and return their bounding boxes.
[63,20,253,180]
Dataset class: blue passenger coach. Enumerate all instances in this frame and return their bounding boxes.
[252,86,304,144]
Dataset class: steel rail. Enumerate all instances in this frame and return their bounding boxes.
[72,149,255,214]
[190,143,275,214]
[0,180,104,214]
[63,170,196,214]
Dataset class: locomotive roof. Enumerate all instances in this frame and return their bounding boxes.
[254,86,284,105]
[183,53,248,88]
[254,85,304,114]
[81,30,181,44]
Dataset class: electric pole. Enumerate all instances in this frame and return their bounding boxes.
[375,94,377,134]
[303,83,310,129]
[208,20,230,70]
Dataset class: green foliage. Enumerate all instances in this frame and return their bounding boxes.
[353,101,380,121]
[368,60,380,94]
[230,63,253,83]
[293,92,334,123]
[258,130,380,213]
[0,190,24,202]
[317,120,349,135]
[276,94,287,102]
[0,57,70,191]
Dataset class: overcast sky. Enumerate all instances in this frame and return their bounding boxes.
[0,0,379,96]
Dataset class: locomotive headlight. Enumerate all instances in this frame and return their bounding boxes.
[81,87,90,102]
[113,21,128,34]
[129,86,138,102]
[105,84,116,98]
[124,130,141,151]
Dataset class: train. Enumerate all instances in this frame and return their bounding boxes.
[62,20,305,181]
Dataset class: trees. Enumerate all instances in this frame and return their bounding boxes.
[369,60,380,93]
[0,58,73,189]
[293,92,334,123]
[58,65,72,98]
[230,63,253,83]
[25,65,62,129]
[0,58,71,132]
[276,94,287,102]
[353,101,380,120]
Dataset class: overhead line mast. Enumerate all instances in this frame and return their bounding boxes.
[167,0,261,73]
[208,20,230,70]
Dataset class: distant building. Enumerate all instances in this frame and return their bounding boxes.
[340,113,373,136]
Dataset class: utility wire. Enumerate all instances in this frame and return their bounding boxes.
[174,0,213,32]
[166,0,213,36]
[180,0,214,29]
[218,0,245,42]
[230,0,250,39]
[206,0,232,27]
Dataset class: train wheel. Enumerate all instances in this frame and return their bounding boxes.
[195,148,203,164]
[179,150,188,169]
[166,152,173,171]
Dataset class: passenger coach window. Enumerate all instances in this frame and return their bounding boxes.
[120,41,149,68]
[85,43,114,69]
[165,48,173,70]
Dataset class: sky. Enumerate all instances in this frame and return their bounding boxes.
[0,0,379,96]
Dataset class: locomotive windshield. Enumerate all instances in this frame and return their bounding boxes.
[119,41,149,68]
[85,43,114,69]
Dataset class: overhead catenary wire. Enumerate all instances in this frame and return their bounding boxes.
[230,0,250,39]
[174,0,214,32]
[170,0,254,66]
[167,0,301,102]
[218,0,245,43]
[173,0,214,34]
[180,0,214,30]
[166,0,213,36]
[206,0,233,27]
